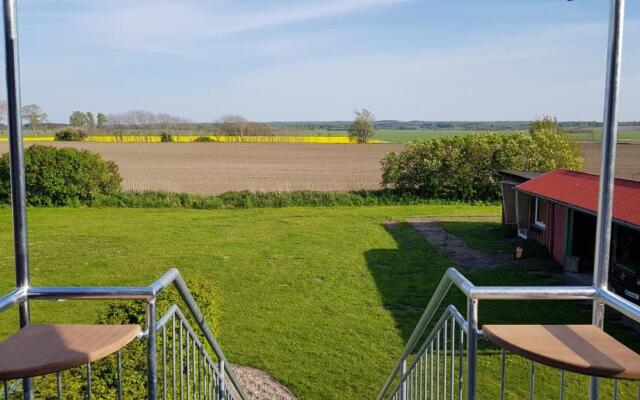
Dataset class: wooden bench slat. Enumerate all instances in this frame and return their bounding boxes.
[483,324,640,380]
[0,324,141,380]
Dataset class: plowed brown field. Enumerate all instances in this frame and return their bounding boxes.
[11,142,405,194]
[0,141,636,194]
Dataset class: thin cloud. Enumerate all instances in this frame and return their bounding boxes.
[40,0,411,54]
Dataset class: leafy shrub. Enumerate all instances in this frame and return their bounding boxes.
[159,132,173,142]
[55,128,88,141]
[381,122,584,201]
[0,145,122,206]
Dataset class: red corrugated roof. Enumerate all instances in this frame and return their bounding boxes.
[516,170,640,228]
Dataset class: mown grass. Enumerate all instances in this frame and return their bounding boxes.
[438,220,514,254]
[0,206,637,399]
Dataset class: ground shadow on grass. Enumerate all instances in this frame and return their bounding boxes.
[363,221,457,344]
[364,220,599,347]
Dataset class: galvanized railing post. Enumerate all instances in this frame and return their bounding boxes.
[400,360,407,400]
[466,298,478,400]
[218,360,225,400]
[1,0,32,397]
[148,298,158,399]
[591,0,626,398]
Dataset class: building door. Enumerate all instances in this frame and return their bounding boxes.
[571,211,597,273]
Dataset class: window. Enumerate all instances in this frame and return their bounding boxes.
[534,198,547,229]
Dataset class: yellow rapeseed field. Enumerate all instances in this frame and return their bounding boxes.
[0,135,383,144]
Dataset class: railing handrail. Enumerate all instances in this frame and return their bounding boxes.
[376,267,627,400]
[0,268,249,400]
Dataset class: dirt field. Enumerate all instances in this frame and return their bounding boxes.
[7,142,405,194]
[0,142,636,194]
[580,142,639,180]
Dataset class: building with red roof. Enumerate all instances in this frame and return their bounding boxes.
[500,169,640,304]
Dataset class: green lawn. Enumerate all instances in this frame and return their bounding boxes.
[0,206,637,399]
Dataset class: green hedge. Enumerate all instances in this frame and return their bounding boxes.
[381,128,584,201]
[55,128,88,141]
[0,145,122,206]
[92,189,496,209]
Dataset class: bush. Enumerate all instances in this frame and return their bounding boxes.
[0,145,122,206]
[159,132,173,142]
[92,189,495,210]
[55,128,88,141]
[381,125,584,201]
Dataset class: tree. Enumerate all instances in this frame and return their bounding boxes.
[69,111,88,127]
[218,115,249,137]
[96,112,107,128]
[0,100,7,126]
[527,116,584,172]
[529,116,558,134]
[22,104,48,130]
[348,108,375,143]
[86,112,96,129]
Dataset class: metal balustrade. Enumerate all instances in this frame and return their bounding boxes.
[377,267,640,400]
[0,268,249,400]
[386,305,466,400]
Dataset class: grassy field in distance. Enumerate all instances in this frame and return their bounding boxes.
[6,127,640,144]
[0,206,637,399]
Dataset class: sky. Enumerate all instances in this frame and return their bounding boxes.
[6,0,640,123]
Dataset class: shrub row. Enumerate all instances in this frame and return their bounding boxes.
[55,128,88,141]
[381,127,584,201]
[92,189,497,209]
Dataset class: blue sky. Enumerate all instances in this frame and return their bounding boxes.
[7,0,640,122]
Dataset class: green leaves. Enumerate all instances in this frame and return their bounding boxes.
[0,145,123,206]
[381,124,584,201]
[348,109,375,144]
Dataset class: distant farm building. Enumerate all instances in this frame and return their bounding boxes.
[500,169,640,303]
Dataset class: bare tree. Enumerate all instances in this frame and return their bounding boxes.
[104,110,191,140]
[218,115,249,137]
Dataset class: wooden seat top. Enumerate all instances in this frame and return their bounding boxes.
[483,324,640,380]
[0,324,141,380]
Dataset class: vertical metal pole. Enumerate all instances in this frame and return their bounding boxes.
[218,360,225,400]
[529,362,535,400]
[86,363,92,400]
[593,0,626,327]
[466,298,478,400]
[592,1,625,398]
[2,0,31,398]
[180,323,183,400]
[163,324,167,400]
[450,319,455,400]
[56,372,62,400]
[400,360,407,400]
[172,315,176,400]
[500,349,506,400]
[147,299,158,400]
[117,351,123,400]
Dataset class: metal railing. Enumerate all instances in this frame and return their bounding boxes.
[0,268,249,400]
[377,268,640,400]
[386,305,466,400]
